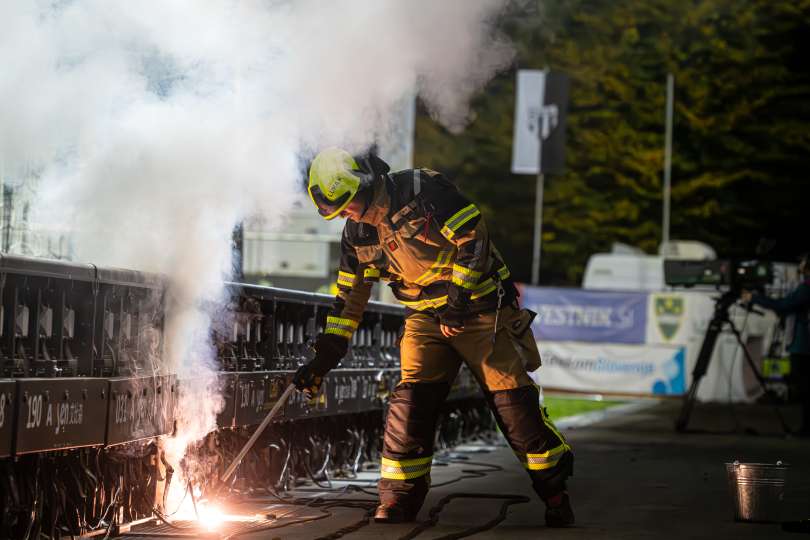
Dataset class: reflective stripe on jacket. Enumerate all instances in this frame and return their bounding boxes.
[324,168,514,338]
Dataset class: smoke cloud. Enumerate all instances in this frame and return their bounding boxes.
[0,0,513,456]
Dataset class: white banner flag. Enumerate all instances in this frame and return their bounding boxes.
[533,342,686,396]
[511,69,545,174]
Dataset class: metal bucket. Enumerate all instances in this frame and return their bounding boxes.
[725,461,789,523]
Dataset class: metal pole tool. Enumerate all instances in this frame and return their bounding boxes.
[220,383,297,484]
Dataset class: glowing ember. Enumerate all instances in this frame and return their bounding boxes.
[197,504,226,531]
[159,472,261,531]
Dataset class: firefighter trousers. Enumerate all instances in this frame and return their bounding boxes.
[378,305,573,516]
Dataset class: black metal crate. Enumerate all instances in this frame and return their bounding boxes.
[94,266,165,377]
[13,377,109,454]
[232,371,290,427]
[217,285,268,372]
[0,255,96,377]
[0,379,15,458]
[105,375,176,446]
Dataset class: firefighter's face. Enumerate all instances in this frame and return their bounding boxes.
[340,198,366,221]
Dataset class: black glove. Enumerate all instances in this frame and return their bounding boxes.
[440,286,471,329]
[438,304,467,329]
[292,333,348,396]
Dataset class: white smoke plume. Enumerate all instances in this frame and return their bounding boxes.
[0,0,513,458]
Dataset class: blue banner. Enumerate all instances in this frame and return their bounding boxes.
[520,286,648,344]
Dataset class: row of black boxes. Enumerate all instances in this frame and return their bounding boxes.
[0,254,482,458]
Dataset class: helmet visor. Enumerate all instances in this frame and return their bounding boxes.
[308,184,354,220]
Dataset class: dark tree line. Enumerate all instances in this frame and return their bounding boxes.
[414,0,810,285]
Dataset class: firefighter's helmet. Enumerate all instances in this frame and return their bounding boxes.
[307,148,374,220]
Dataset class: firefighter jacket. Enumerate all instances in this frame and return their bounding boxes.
[323,168,516,340]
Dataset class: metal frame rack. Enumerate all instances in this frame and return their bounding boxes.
[0,255,488,538]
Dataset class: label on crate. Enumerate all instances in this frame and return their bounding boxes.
[285,368,400,419]
[14,378,109,454]
[105,375,176,446]
[233,372,288,427]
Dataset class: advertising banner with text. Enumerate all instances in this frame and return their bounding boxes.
[533,342,686,396]
[520,286,648,344]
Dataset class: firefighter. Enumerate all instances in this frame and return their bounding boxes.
[293,147,575,526]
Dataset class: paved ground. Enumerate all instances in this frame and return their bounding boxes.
[125,399,810,539]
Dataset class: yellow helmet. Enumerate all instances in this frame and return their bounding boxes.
[307,148,369,220]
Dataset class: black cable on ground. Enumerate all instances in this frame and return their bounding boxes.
[301,448,334,489]
[220,480,380,539]
[243,455,512,540]
[293,482,379,497]
[276,456,521,540]
[288,499,378,540]
[221,507,333,540]
[397,493,531,540]
[429,459,503,488]
[141,494,186,532]
[312,506,376,540]
[236,487,379,540]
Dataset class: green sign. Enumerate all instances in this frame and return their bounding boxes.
[655,296,684,341]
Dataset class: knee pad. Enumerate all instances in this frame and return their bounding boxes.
[487,385,550,452]
[383,382,450,456]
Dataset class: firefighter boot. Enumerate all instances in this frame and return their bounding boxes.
[373,503,416,524]
[542,450,575,526]
[544,491,575,527]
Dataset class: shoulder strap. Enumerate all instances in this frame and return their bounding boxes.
[387,170,423,230]
[382,173,400,230]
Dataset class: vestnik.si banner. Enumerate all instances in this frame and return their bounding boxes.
[520,286,648,344]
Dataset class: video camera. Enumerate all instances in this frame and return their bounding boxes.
[669,257,785,433]
[664,259,773,291]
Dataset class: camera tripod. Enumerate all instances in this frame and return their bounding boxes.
[674,289,790,433]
